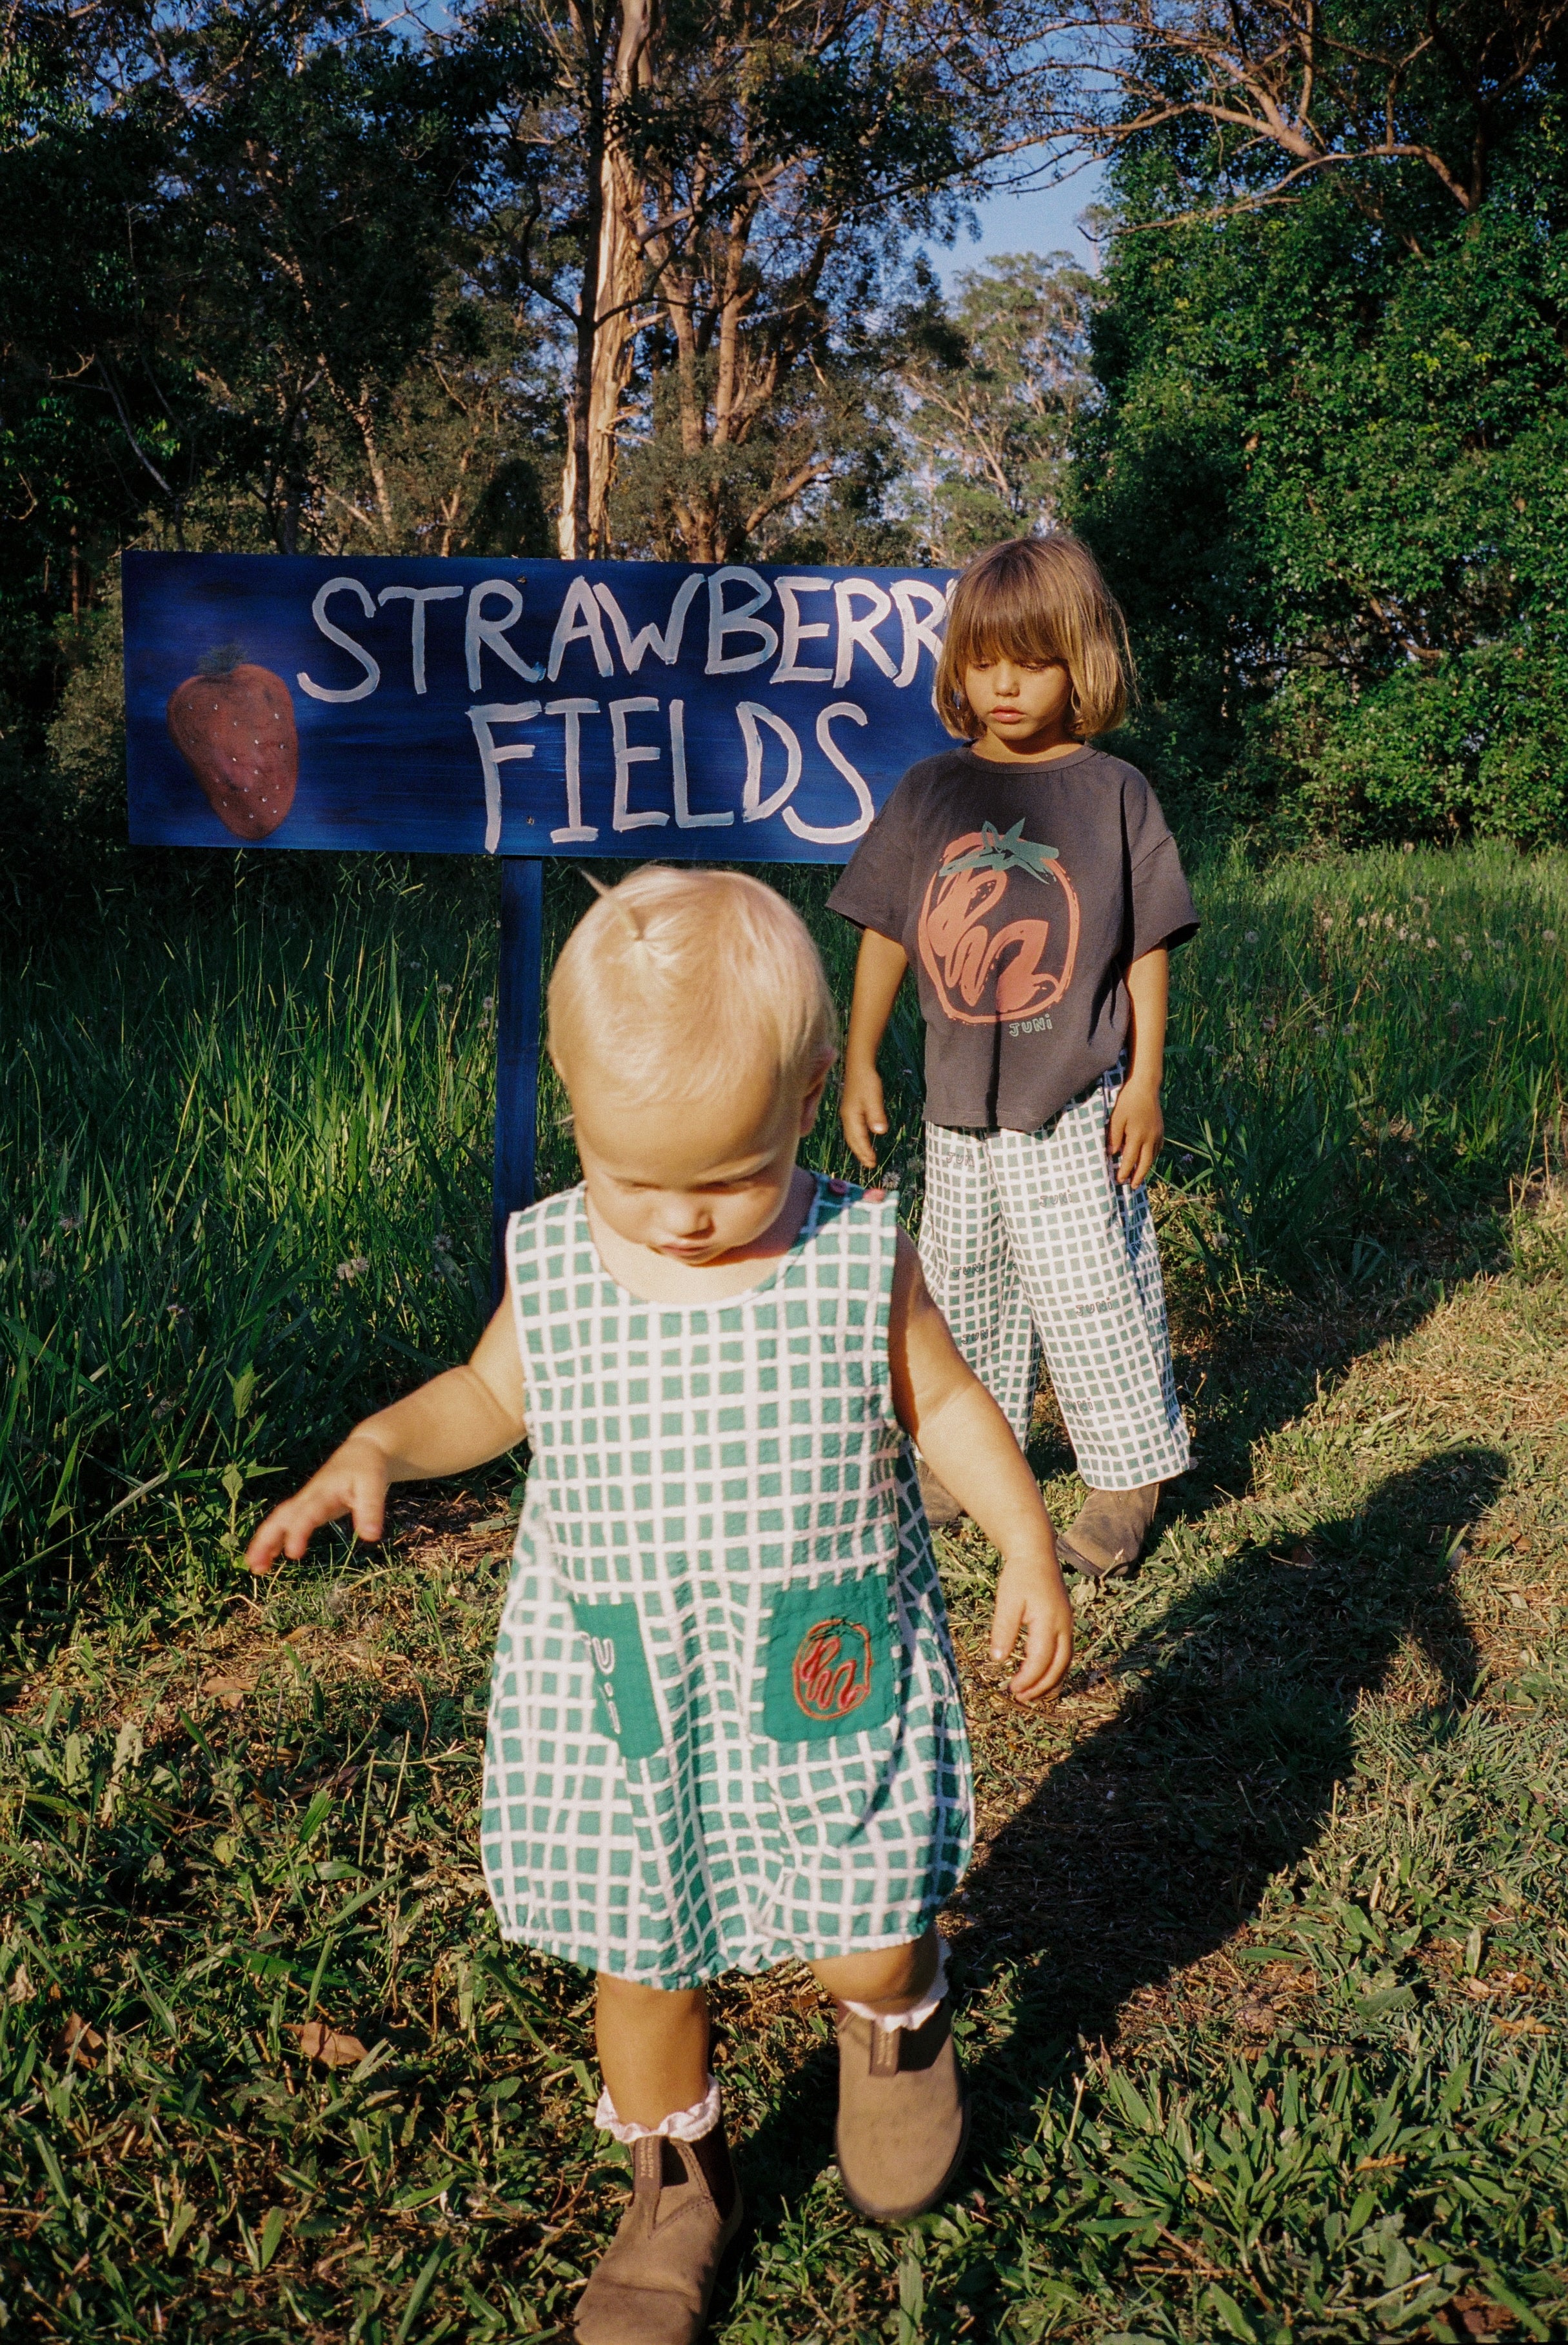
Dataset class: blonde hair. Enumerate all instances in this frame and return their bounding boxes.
[934,533,1132,740]
[548,866,838,1106]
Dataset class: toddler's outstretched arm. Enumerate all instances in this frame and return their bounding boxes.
[244,1302,529,1574]
[888,1233,1073,1704]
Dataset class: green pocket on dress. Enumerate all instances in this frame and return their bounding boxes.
[760,1572,897,1746]
[569,1598,664,1762]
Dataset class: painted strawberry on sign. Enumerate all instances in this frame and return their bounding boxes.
[166,646,298,840]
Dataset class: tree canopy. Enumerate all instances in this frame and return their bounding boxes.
[3,0,1565,848]
[1073,6,1568,844]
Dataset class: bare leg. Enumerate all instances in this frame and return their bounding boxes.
[595,1974,710,2129]
[810,1927,939,2017]
[579,1976,739,2345]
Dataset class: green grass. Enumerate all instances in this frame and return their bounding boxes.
[4,843,1563,1604]
[1,842,1566,2341]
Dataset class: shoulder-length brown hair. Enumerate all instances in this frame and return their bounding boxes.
[933,534,1133,741]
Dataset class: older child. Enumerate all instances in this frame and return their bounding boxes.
[246,868,1072,2345]
[831,534,1197,1579]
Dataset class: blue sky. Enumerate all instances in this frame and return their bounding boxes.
[926,161,1107,286]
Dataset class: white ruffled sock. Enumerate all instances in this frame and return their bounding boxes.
[840,1938,949,2033]
[594,2073,721,2144]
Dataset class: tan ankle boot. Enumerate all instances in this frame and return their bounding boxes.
[835,2001,969,2222]
[1058,1482,1161,1579]
[575,2130,742,2345]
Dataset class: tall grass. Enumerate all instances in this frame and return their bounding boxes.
[1158,844,1567,1292]
[3,843,1565,1604]
[0,863,557,1608]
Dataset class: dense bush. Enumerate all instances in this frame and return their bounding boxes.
[1074,106,1568,850]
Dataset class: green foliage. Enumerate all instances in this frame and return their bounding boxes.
[1074,86,1568,847]
[0,0,558,789]
[611,330,918,567]
[42,578,128,842]
[900,252,1094,560]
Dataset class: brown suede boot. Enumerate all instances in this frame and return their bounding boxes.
[1057,1482,1161,1580]
[834,2001,969,2222]
[917,1462,968,1528]
[575,2130,742,2345]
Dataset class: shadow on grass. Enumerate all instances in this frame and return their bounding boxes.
[953,1442,1500,2141]
[724,1443,1500,2248]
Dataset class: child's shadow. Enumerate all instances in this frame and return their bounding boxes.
[727,1445,1499,2248]
[953,1441,1500,2122]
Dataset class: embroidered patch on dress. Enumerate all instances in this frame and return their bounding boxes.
[568,1598,664,1761]
[792,1617,873,1721]
[760,1572,895,1744]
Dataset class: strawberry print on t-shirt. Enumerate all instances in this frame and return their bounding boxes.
[917,819,1081,1026]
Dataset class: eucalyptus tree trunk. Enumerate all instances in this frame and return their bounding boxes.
[557,0,657,555]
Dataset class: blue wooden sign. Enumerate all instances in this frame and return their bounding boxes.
[123,550,954,1296]
[124,552,953,862]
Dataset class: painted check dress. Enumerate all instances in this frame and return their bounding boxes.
[480,1177,974,1989]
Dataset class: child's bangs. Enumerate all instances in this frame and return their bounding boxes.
[954,599,1064,675]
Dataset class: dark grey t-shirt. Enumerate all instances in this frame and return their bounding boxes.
[828,744,1198,1132]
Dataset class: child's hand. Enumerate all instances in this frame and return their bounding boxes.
[1107,1077,1163,1187]
[840,1063,889,1172]
[244,1435,391,1575]
[989,1552,1075,1704]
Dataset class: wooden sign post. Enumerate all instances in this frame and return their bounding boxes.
[493,857,544,1304]
[124,553,953,1292]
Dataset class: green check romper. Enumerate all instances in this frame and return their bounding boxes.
[480,1176,974,1989]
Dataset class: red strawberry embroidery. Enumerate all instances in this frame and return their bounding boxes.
[167,646,298,841]
[792,1617,874,1722]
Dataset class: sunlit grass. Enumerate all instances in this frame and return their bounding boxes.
[1,843,1566,2342]
[2,843,1564,1603]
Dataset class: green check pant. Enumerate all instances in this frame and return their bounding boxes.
[918,1067,1189,1491]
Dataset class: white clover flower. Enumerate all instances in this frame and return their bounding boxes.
[1244,930,1258,943]
[335,1255,370,1283]
[1545,930,1559,944]
[433,1233,453,1253]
